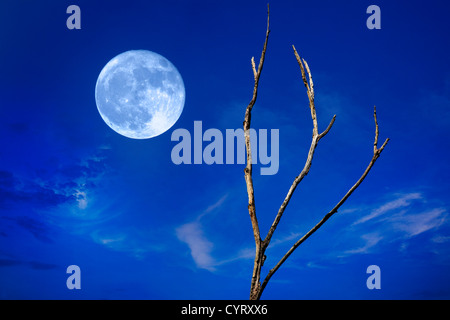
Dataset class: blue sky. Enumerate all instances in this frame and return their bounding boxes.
[0,0,449,299]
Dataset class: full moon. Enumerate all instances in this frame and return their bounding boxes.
[95,50,185,139]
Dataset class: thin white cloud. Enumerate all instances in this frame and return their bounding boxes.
[98,144,112,150]
[175,193,257,271]
[90,228,163,260]
[211,247,255,267]
[388,208,447,238]
[268,231,302,248]
[353,192,422,225]
[93,232,126,246]
[341,233,383,256]
[197,193,228,221]
[306,261,328,269]
[74,190,88,210]
[431,235,450,243]
[91,230,127,250]
[322,192,449,260]
[175,194,230,271]
[176,218,256,270]
[176,222,216,271]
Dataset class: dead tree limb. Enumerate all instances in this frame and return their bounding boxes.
[257,106,389,299]
[243,3,270,301]
[262,46,336,252]
[243,6,389,300]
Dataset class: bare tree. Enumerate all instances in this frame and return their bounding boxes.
[243,5,389,300]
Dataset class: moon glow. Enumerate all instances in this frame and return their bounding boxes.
[95,50,185,139]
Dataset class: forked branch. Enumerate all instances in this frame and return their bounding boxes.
[258,107,389,299]
[243,6,389,300]
[262,46,336,251]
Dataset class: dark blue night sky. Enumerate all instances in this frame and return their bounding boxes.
[1,0,449,299]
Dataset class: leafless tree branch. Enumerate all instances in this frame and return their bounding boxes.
[243,3,270,300]
[243,6,389,300]
[263,46,336,252]
[258,107,389,299]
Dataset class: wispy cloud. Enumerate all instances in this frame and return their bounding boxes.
[1,144,183,262]
[353,192,422,225]
[176,221,216,271]
[196,193,228,221]
[268,231,302,249]
[337,191,448,259]
[175,193,255,272]
[174,194,230,271]
[90,227,164,260]
[431,235,450,244]
[74,190,88,210]
[175,189,449,273]
[176,221,255,271]
[388,208,447,238]
[350,192,447,240]
[341,233,383,256]
[0,145,116,246]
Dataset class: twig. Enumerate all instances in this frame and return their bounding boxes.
[263,46,335,251]
[258,106,389,299]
